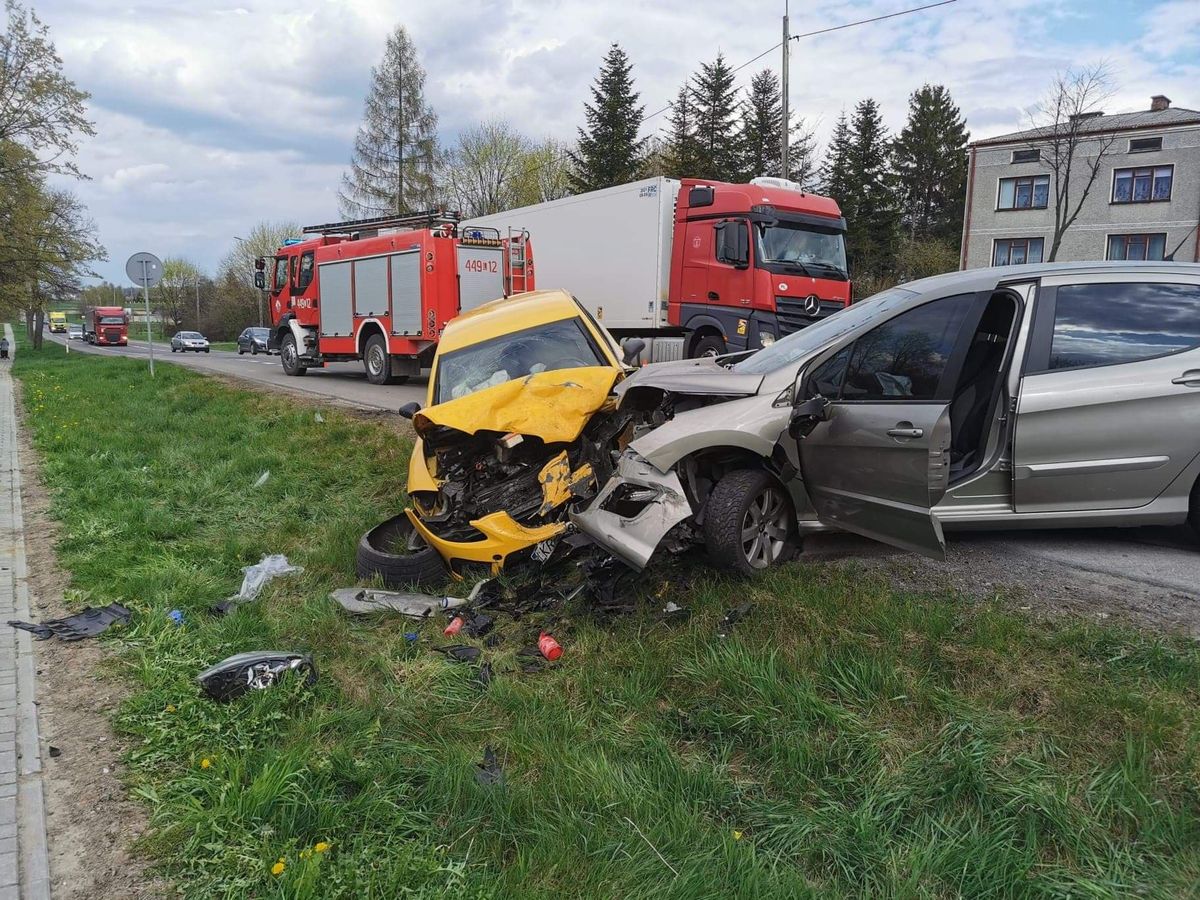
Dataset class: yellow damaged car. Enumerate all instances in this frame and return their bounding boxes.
[356,289,637,585]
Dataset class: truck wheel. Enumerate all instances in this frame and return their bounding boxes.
[356,514,446,588]
[364,334,405,385]
[280,333,307,377]
[703,469,796,575]
[692,333,727,358]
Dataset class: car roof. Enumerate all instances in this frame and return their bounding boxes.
[899,260,1200,297]
[437,289,586,355]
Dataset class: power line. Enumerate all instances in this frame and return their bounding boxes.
[641,0,959,124]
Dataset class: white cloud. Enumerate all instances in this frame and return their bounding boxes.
[29,0,1198,282]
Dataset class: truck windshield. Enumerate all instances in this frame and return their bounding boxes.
[99,316,124,324]
[433,317,606,405]
[755,222,847,280]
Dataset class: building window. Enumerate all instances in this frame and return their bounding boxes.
[997,175,1049,210]
[993,238,1044,266]
[1128,136,1162,153]
[1112,165,1172,203]
[1011,148,1040,163]
[1107,233,1167,261]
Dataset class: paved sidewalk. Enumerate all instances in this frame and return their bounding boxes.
[0,325,51,899]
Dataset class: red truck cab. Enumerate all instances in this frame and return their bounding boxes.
[670,178,849,355]
[83,306,128,346]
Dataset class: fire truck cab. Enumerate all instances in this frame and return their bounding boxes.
[261,212,532,384]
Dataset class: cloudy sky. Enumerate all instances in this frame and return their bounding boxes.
[30,0,1200,284]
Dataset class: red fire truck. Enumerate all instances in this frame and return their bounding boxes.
[83,306,129,346]
[258,212,532,384]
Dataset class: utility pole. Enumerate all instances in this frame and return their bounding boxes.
[781,0,790,180]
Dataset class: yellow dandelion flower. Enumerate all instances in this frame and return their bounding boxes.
[271,860,285,876]
[732,830,744,841]
[314,841,331,854]
[299,849,312,860]
[165,705,176,713]
[200,758,211,769]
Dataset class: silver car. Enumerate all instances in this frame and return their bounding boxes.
[573,261,1200,573]
[171,331,210,353]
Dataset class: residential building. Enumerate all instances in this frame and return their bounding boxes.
[960,95,1200,269]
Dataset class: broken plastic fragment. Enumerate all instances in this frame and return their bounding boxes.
[475,661,494,689]
[718,602,753,637]
[252,470,271,488]
[212,555,304,616]
[169,609,185,626]
[433,645,481,663]
[661,601,689,623]
[329,586,473,618]
[196,651,317,702]
[314,412,324,423]
[474,745,504,786]
[8,603,132,642]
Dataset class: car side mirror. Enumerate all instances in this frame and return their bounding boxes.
[788,396,830,440]
[253,271,266,290]
[621,338,646,366]
[397,401,421,420]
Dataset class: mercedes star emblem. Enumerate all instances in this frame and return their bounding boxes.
[802,294,821,316]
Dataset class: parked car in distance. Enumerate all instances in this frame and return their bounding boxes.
[171,331,210,353]
[573,261,1200,574]
[237,327,273,355]
[67,324,83,341]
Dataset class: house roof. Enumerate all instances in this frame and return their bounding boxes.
[972,106,1200,147]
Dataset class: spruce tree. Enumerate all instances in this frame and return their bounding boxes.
[843,99,901,279]
[569,43,647,191]
[820,111,853,201]
[662,84,701,179]
[690,54,742,181]
[339,25,440,217]
[892,84,969,244]
[739,69,816,184]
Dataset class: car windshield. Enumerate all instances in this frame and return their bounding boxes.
[251,328,269,337]
[182,332,203,339]
[755,221,847,278]
[732,286,919,375]
[433,317,606,404]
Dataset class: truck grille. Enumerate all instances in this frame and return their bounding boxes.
[104,329,122,343]
[775,296,844,336]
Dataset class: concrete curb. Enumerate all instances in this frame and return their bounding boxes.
[0,324,51,900]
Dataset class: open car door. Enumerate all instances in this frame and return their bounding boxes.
[790,290,983,559]
[796,402,950,558]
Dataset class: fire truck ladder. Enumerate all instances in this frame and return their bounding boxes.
[302,211,462,237]
[507,227,531,294]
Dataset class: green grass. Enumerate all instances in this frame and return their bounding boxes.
[14,341,1200,899]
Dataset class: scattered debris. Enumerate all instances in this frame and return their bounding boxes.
[661,601,689,623]
[718,602,753,637]
[475,662,494,689]
[48,746,62,758]
[484,633,503,649]
[212,554,304,616]
[329,579,490,618]
[444,616,465,636]
[168,609,185,626]
[474,745,504,786]
[314,412,324,423]
[252,470,271,489]
[537,632,563,661]
[433,645,481,663]
[8,603,132,642]
[464,612,494,638]
[517,646,546,674]
[196,651,317,702]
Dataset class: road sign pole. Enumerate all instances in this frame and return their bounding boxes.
[142,259,155,378]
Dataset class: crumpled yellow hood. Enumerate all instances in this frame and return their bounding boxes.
[414,366,620,444]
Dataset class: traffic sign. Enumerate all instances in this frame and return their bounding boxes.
[125,252,163,288]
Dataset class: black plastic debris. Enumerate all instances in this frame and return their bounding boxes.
[517,645,546,674]
[484,632,503,649]
[464,613,494,638]
[47,746,62,758]
[474,746,504,786]
[718,602,753,637]
[475,662,494,689]
[433,645,481,663]
[8,603,132,642]
[196,651,317,702]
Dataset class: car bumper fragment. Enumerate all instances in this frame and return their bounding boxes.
[570,452,693,571]
[406,508,567,576]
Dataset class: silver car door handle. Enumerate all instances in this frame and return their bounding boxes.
[1171,371,1200,386]
[887,427,924,438]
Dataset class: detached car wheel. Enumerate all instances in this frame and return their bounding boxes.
[704,469,796,575]
[356,513,446,587]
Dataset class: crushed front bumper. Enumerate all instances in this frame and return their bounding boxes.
[570,452,693,571]
[406,508,567,577]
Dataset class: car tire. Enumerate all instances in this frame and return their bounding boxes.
[691,332,727,359]
[1189,477,1200,541]
[252,345,258,356]
[238,347,244,355]
[703,469,796,575]
[171,347,177,353]
[356,514,446,588]
[280,333,307,377]
[364,334,399,385]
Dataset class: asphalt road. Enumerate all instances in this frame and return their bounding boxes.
[47,332,427,411]
[42,330,1200,632]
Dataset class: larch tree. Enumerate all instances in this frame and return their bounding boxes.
[569,43,646,191]
[339,25,440,218]
[892,84,969,245]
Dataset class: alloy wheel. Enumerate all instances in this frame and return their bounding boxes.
[740,486,790,569]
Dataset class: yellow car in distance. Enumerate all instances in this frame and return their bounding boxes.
[356,289,634,585]
[48,312,68,333]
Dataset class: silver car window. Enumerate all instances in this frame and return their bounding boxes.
[732,286,918,375]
